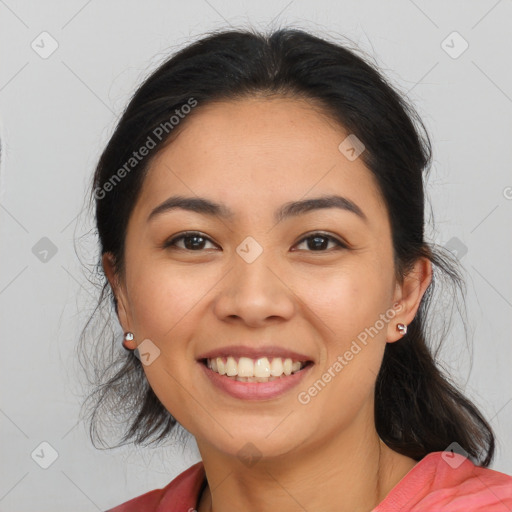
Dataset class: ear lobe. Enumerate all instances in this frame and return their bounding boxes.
[386,257,433,343]
[102,252,131,333]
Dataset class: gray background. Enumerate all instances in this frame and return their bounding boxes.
[1,1,511,510]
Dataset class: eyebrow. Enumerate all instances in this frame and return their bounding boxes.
[147,194,367,224]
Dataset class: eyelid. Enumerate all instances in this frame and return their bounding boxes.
[163,231,218,250]
[293,231,348,251]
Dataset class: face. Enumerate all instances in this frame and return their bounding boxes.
[106,96,421,462]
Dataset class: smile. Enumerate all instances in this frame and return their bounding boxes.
[203,356,310,382]
[199,355,314,400]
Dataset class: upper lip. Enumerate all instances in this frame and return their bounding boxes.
[197,345,314,363]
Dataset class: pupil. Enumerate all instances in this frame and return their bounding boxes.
[309,236,327,250]
[185,235,204,250]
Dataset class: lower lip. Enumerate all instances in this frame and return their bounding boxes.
[198,361,313,400]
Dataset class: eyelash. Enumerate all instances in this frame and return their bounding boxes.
[163,231,348,252]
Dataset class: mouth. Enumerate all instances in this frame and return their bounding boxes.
[198,355,315,400]
[198,356,314,383]
[196,345,315,400]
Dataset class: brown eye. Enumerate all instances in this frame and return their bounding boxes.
[164,231,217,251]
[293,232,347,252]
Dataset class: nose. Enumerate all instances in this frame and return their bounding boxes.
[212,250,296,328]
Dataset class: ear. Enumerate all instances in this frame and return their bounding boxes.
[102,252,136,350]
[386,257,432,343]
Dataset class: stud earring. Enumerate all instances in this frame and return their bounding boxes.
[397,323,407,336]
[122,332,135,351]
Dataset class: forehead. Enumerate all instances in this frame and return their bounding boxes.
[136,97,387,223]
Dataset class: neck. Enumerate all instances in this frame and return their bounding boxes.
[196,412,417,512]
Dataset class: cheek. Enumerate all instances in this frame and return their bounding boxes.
[126,259,211,343]
[296,263,391,399]
[298,261,392,345]
[125,261,212,428]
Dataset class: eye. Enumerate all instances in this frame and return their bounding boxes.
[163,231,348,252]
[163,231,218,251]
[292,232,347,252]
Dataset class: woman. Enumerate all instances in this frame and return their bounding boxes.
[81,27,512,511]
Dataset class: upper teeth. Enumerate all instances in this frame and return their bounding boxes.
[206,356,304,377]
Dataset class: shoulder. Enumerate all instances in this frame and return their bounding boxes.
[375,451,512,512]
[105,461,206,512]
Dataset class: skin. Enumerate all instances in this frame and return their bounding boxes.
[103,96,432,512]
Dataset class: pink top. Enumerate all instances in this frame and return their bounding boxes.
[106,451,512,511]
